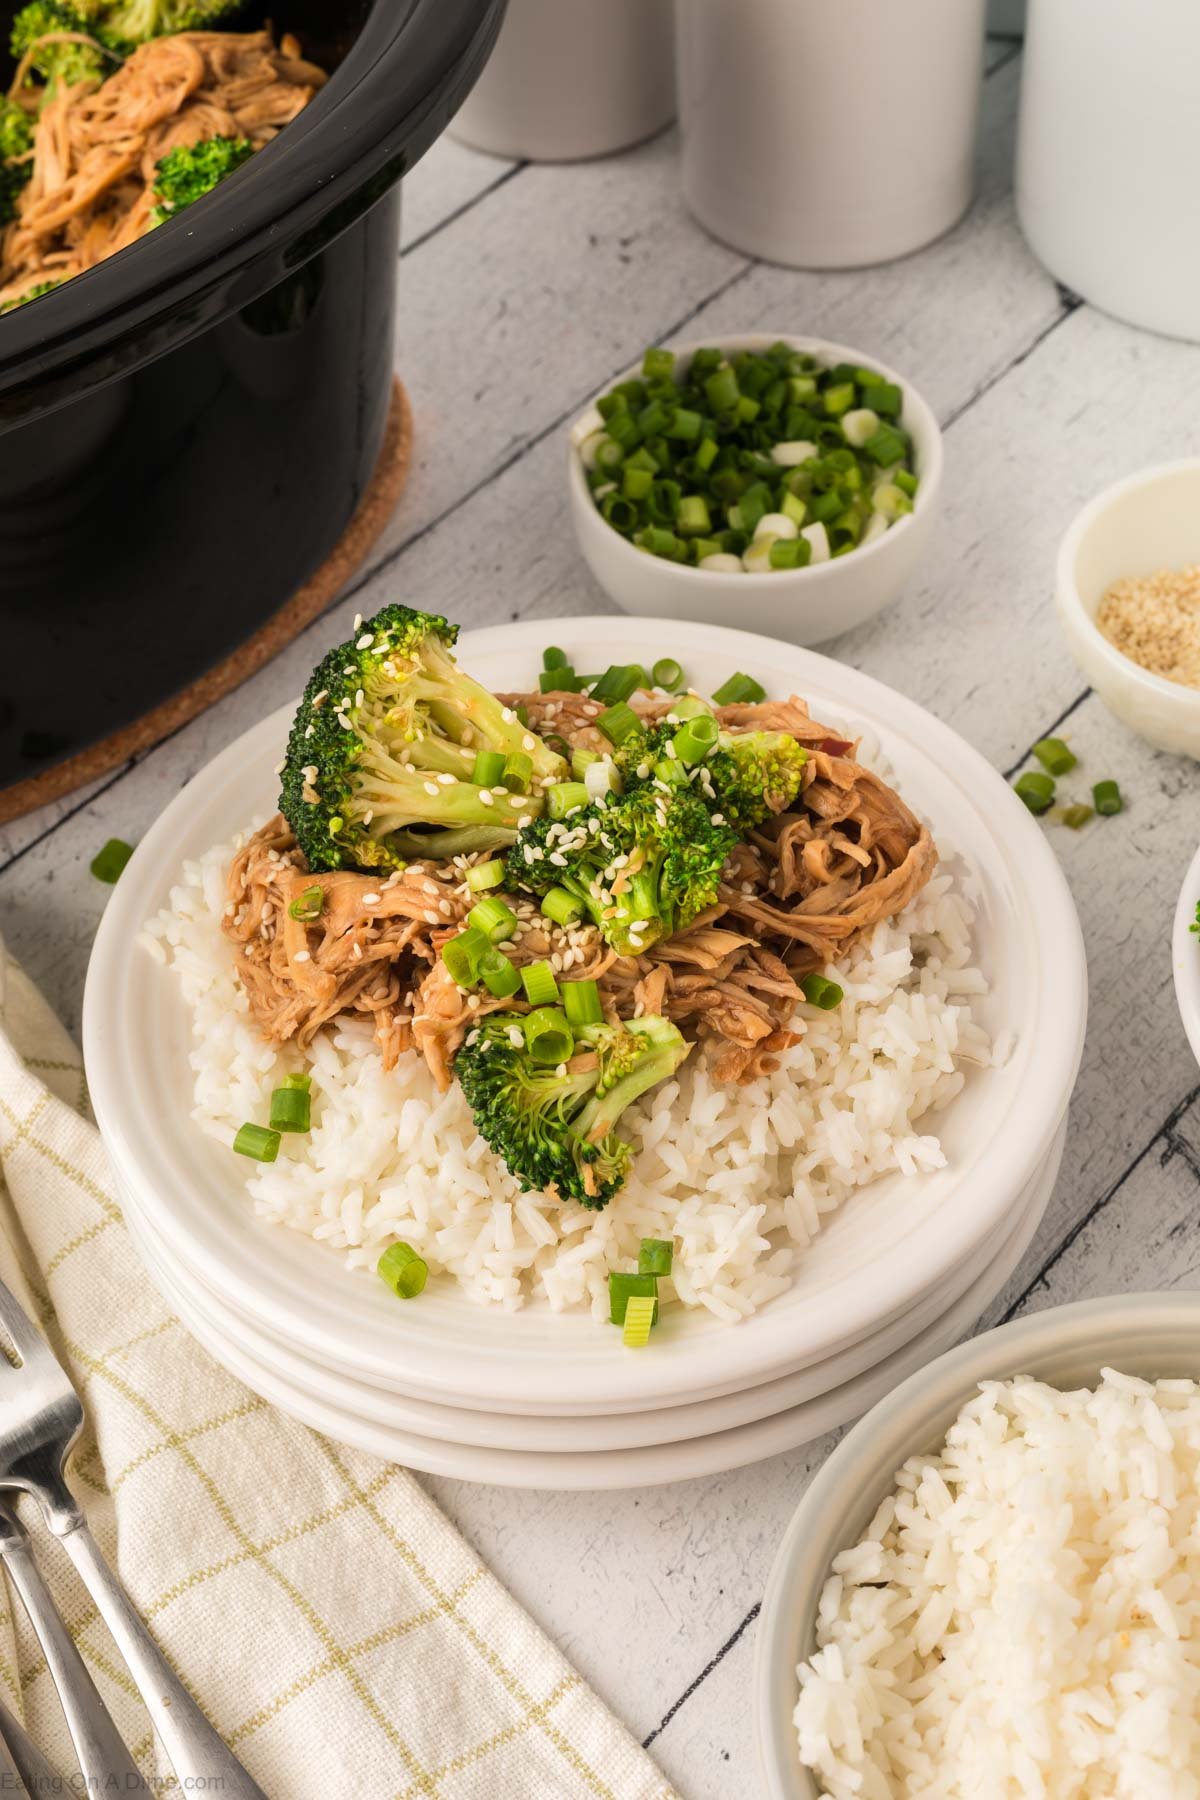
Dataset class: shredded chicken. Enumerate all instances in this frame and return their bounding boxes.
[223,688,935,1091]
[0,28,325,310]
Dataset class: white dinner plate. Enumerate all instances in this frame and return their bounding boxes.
[121,1121,1063,1459]
[85,617,1087,1417]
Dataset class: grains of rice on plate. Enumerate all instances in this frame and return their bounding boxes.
[145,827,992,1322]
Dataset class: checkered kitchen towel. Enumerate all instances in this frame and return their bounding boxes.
[0,945,675,1797]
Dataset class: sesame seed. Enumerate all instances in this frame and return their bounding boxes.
[424,782,440,797]
[425,911,441,924]
[508,1026,524,1048]
[439,899,453,916]
[555,1062,567,1078]
[549,852,567,867]
[468,993,481,1010]
[304,724,315,739]
[353,612,362,630]
[273,759,285,775]
[478,790,495,807]
[361,892,381,906]
[312,690,328,707]
[363,811,373,826]
[712,813,726,825]
[294,950,311,963]
[523,735,537,752]
[437,773,455,786]
[501,707,516,724]
[356,633,373,650]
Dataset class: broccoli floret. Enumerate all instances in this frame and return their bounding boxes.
[11,1,113,86]
[703,731,808,833]
[152,135,253,223]
[97,0,242,42]
[280,605,568,873]
[612,714,807,834]
[0,98,33,226]
[455,1014,690,1208]
[507,782,736,957]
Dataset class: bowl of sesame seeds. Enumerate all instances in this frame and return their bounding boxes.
[1057,459,1200,758]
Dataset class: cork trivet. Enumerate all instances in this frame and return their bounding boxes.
[0,376,414,826]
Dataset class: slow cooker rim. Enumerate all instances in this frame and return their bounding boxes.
[0,0,502,391]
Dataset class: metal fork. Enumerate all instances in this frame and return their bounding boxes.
[0,1685,72,1795]
[0,1501,147,1791]
[0,1280,266,1798]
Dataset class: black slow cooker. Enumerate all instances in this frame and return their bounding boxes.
[0,0,503,808]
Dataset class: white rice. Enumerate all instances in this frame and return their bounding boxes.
[796,1371,1200,1798]
[146,829,992,1321]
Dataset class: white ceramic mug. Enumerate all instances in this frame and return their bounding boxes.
[1017,0,1200,341]
[675,0,985,269]
[450,0,675,162]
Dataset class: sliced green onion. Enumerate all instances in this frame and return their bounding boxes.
[547,781,590,819]
[521,960,560,1007]
[669,695,713,721]
[769,539,806,569]
[596,701,641,745]
[672,714,720,766]
[468,896,518,944]
[502,750,533,793]
[562,979,603,1026]
[90,838,134,884]
[677,495,712,536]
[571,747,599,779]
[442,926,491,987]
[233,1123,280,1163]
[287,885,324,922]
[608,1270,658,1325]
[638,1238,673,1277]
[1015,771,1055,815]
[541,887,583,928]
[623,1293,658,1347]
[651,657,685,692]
[543,646,568,670]
[540,667,577,693]
[705,365,740,413]
[523,1007,574,1067]
[1061,804,1094,830]
[1032,737,1077,777]
[377,1242,428,1300]
[1093,779,1123,816]
[642,345,675,381]
[801,973,844,1010]
[479,948,521,998]
[865,424,909,466]
[895,469,919,499]
[590,664,646,705]
[280,1072,311,1092]
[711,672,767,706]
[471,750,507,788]
[269,1084,311,1134]
[466,859,506,893]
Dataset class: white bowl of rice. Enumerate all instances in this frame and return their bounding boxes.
[756,1292,1200,1799]
[1057,458,1200,758]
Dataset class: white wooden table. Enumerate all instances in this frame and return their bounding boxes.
[8,39,1200,1797]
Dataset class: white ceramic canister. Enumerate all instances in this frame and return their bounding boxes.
[1017,0,1200,340]
[450,0,675,162]
[675,0,986,269]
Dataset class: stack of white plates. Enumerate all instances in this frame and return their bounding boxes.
[84,620,1087,1490]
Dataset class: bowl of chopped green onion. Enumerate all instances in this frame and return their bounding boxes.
[568,334,943,647]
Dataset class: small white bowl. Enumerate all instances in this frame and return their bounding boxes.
[755,1292,1200,1800]
[1057,459,1200,757]
[567,334,943,648]
[1173,841,1200,1067]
